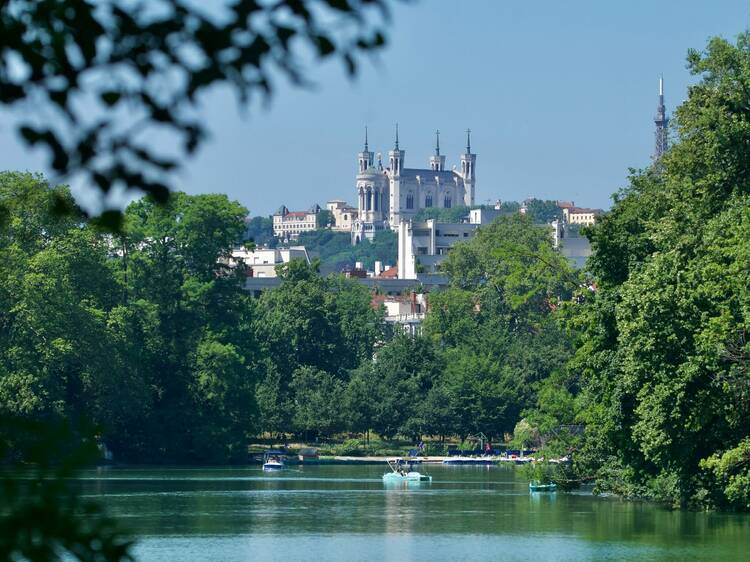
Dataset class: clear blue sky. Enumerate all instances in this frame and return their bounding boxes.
[1,0,749,215]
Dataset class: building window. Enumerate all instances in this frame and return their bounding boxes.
[444,196,452,208]
[406,194,414,209]
[425,194,432,207]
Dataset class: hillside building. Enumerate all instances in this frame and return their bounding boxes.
[563,206,601,226]
[326,200,357,232]
[352,126,476,243]
[273,205,320,239]
[469,205,503,225]
[372,292,428,336]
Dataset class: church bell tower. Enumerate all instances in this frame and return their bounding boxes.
[358,126,373,173]
[459,128,476,206]
[429,129,446,171]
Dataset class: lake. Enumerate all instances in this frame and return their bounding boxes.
[76,464,750,561]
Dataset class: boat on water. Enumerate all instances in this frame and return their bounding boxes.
[262,450,286,471]
[382,459,432,483]
[529,480,557,492]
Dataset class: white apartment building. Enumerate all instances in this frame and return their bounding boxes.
[397,219,479,279]
[469,206,503,225]
[230,246,310,278]
[373,292,428,336]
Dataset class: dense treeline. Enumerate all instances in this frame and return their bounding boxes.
[0,176,382,462]
[0,175,259,462]
[527,33,750,510]
[0,172,571,462]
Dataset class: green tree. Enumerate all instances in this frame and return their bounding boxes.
[252,261,382,435]
[343,365,379,442]
[570,32,750,509]
[367,334,442,439]
[291,366,345,438]
[244,216,276,248]
[297,229,396,273]
[523,199,563,224]
[422,214,578,441]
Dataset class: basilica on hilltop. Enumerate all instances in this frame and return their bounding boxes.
[351,126,476,243]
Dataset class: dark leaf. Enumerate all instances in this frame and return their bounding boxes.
[101,91,122,106]
[90,209,125,232]
[314,35,336,57]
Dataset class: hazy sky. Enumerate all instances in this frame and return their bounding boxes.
[2,0,749,215]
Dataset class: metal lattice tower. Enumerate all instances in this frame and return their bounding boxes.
[654,76,668,160]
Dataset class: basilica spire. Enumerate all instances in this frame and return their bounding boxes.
[466,128,472,154]
[394,122,399,150]
[429,128,445,171]
[654,76,668,160]
[358,125,373,173]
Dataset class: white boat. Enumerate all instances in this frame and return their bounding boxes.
[262,450,286,471]
[382,458,432,483]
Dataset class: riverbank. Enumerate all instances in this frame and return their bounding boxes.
[254,455,544,465]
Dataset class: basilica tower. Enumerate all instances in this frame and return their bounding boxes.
[358,126,373,173]
[429,130,446,171]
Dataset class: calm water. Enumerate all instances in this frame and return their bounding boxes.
[74,464,750,561]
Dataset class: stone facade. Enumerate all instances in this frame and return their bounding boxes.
[352,128,476,243]
[563,207,601,226]
[326,200,357,232]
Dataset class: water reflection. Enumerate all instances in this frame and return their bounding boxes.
[65,465,750,561]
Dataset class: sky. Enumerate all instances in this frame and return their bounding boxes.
[1,0,750,215]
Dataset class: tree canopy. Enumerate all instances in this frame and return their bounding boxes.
[1,0,392,222]
[544,32,750,510]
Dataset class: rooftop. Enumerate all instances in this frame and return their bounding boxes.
[377,265,399,279]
